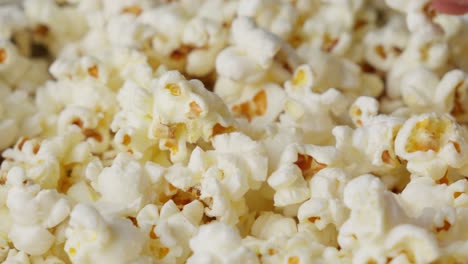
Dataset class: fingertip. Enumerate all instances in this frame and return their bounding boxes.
[432,0,468,15]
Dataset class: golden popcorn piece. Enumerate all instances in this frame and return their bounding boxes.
[404,117,451,153]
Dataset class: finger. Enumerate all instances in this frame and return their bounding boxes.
[432,0,468,15]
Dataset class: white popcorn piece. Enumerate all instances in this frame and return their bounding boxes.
[251,212,297,240]
[0,39,49,92]
[150,71,236,162]
[332,115,406,183]
[243,229,328,264]
[182,16,228,77]
[8,225,55,257]
[298,169,350,230]
[395,113,467,180]
[294,50,383,97]
[172,132,267,224]
[268,143,337,207]
[363,17,409,71]
[149,200,204,263]
[281,66,350,144]
[0,5,27,39]
[229,84,286,135]
[397,68,468,121]
[23,0,88,56]
[92,152,155,216]
[386,30,448,99]
[114,70,236,162]
[260,125,303,173]
[0,82,40,151]
[1,131,93,190]
[188,221,259,264]
[5,167,70,256]
[237,0,298,40]
[65,203,148,264]
[349,96,380,127]
[2,249,31,264]
[339,175,440,264]
[298,3,356,56]
[216,17,297,84]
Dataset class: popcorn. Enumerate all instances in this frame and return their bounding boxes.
[149,200,204,263]
[2,249,30,264]
[91,153,156,216]
[339,175,440,264]
[170,132,268,224]
[386,30,449,99]
[268,143,338,207]
[333,114,407,184]
[64,203,148,264]
[363,17,409,71]
[251,212,297,240]
[1,0,468,262]
[398,68,468,121]
[1,131,93,189]
[394,113,467,180]
[150,71,236,161]
[6,167,70,255]
[243,230,328,264]
[348,96,380,127]
[187,221,259,264]
[0,84,39,151]
[23,0,88,55]
[216,16,297,84]
[229,84,286,134]
[298,171,350,230]
[237,0,298,40]
[280,66,350,144]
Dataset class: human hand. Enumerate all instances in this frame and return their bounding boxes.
[432,0,468,15]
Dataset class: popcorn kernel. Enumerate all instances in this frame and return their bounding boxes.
[188,101,203,118]
[165,83,181,96]
[88,65,99,78]
[288,256,300,264]
[435,220,451,232]
[159,247,170,259]
[122,134,131,145]
[294,153,327,180]
[212,123,235,137]
[122,5,142,16]
[0,48,6,63]
[405,118,450,153]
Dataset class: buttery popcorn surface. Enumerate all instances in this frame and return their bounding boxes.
[0,0,468,263]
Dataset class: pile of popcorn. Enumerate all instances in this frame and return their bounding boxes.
[1,0,468,263]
